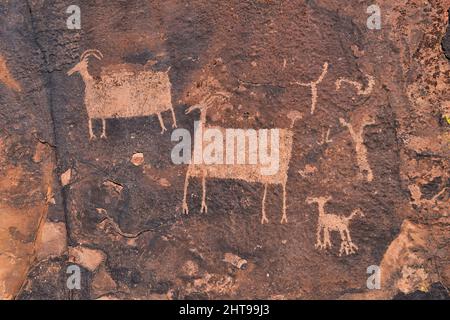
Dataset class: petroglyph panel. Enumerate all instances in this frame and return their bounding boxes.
[0,0,448,301]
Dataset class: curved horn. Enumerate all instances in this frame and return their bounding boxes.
[80,49,103,61]
[80,49,103,60]
[211,91,231,101]
[80,50,103,61]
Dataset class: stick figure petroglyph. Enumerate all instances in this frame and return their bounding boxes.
[306,196,365,256]
[291,62,328,115]
[339,115,376,182]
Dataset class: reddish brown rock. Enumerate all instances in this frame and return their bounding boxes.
[92,267,117,298]
[0,0,448,300]
[36,222,67,261]
[69,246,106,272]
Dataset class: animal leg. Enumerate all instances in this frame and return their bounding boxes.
[88,118,96,140]
[182,168,190,214]
[280,183,288,224]
[348,242,358,254]
[339,241,349,256]
[100,119,107,139]
[339,240,358,256]
[170,107,177,128]
[315,226,324,249]
[344,228,353,244]
[345,228,358,254]
[323,228,332,249]
[338,229,348,256]
[157,113,167,134]
[201,172,208,213]
[311,84,317,114]
[261,183,269,224]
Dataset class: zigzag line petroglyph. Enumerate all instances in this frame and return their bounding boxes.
[335,74,375,96]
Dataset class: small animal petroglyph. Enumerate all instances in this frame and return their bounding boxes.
[306,196,365,256]
[67,49,177,139]
[339,115,375,182]
[182,79,302,224]
[292,62,328,115]
[298,164,317,178]
[0,55,21,92]
[317,127,332,146]
[335,74,374,96]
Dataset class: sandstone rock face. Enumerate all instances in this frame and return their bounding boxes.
[68,246,106,272]
[36,221,67,261]
[0,0,448,300]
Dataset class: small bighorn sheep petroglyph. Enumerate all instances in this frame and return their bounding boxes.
[339,115,376,182]
[182,79,302,224]
[335,74,375,96]
[291,62,328,115]
[67,49,177,139]
[306,196,365,256]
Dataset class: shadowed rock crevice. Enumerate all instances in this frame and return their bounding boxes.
[442,9,450,60]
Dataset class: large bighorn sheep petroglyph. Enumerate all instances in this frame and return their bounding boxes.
[67,49,177,139]
[291,62,328,115]
[181,85,302,224]
[339,115,376,182]
[306,196,365,256]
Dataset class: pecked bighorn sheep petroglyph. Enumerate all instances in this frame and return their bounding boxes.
[181,79,302,224]
[67,49,177,139]
[339,115,376,182]
[306,196,365,256]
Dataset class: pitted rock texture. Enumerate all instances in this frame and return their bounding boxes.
[0,0,448,300]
